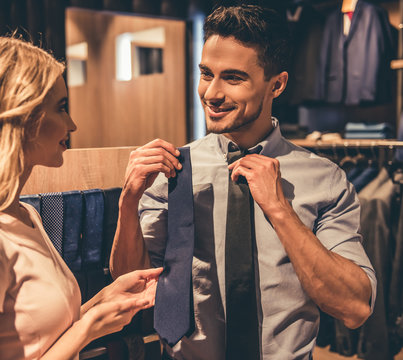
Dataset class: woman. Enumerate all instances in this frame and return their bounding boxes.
[0,36,162,359]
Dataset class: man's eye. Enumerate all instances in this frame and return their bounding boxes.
[60,103,68,112]
[200,72,213,80]
[225,75,243,82]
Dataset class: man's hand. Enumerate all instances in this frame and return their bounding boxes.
[229,154,372,328]
[122,139,182,204]
[228,154,290,219]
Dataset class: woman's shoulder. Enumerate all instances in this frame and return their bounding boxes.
[19,201,42,224]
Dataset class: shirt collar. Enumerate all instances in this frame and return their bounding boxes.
[215,117,283,158]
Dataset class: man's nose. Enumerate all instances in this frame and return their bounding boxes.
[203,79,225,103]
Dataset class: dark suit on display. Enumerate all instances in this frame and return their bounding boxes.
[318,0,394,105]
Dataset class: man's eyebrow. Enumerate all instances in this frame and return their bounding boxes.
[199,64,249,79]
[198,64,211,72]
[221,69,249,78]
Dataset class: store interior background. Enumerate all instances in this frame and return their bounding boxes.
[2,0,402,148]
[3,0,403,359]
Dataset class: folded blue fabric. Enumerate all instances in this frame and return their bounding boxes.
[345,122,394,132]
[344,131,393,139]
[20,194,41,214]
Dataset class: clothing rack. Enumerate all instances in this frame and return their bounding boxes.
[292,139,403,180]
[292,139,403,148]
[390,0,403,130]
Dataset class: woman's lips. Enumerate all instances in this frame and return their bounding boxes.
[59,139,68,150]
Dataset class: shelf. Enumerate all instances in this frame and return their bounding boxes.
[291,138,403,148]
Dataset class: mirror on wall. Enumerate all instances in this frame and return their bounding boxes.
[65,8,187,148]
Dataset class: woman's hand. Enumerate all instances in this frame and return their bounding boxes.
[99,267,163,307]
[41,267,163,360]
[81,267,163,317]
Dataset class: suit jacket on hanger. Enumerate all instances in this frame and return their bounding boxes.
[318,0,394,105]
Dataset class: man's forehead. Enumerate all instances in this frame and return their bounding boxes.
[201,35,260,72]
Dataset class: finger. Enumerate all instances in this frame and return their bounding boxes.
[116,267,162,291]
[119,298,151,313]
[133,148,182,171]
[126,162,175,180]
[138,138,180,158]
[231,165,254,182]
[136,267,164,280]
[129,156,178,178]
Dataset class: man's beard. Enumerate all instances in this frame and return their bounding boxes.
[206,100,263,134]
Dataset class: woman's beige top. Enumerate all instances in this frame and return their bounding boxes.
[0,202,81,359]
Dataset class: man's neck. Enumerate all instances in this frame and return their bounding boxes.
[223,119,274,150]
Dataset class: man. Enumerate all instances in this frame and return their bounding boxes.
[110,5,376,360]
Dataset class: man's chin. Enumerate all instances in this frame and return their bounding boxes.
[206,119,246,135]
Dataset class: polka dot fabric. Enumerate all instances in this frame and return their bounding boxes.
[40,192,64,255]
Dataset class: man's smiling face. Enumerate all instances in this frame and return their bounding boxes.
[198,35,274,136]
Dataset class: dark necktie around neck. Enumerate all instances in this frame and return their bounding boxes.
[154,147,195,347]
[225,146,260,360]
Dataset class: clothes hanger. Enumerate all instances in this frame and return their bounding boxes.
[339,143,357,172]
[367,143,378,168]
[352,143,367,167]
[341,0,358,13]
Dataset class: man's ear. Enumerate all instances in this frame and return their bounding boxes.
[271,71,288,98]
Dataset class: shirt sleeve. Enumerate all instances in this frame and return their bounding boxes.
[314,166,377,312]
[0,239,10,313]
[138,173,169,268]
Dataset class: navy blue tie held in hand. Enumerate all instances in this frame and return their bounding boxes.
[154,147,195,346]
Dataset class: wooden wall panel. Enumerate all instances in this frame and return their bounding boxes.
[65,8,187,148]
[22,147,136,194]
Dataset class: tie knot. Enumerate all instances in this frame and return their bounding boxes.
[226,144,262,165]
[227,148,246,165]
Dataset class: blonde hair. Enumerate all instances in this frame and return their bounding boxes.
[0,36,65,211]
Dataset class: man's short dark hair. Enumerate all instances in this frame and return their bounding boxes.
[203,5,291,80]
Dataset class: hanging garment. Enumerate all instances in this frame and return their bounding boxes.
[357,168,397,359]
[351,164,379,193]
[322,168,396,359]
[62,191,83,273]
[102,187,122,269]
[285,4,324,105]
[20,194,41,214]
[388,187,403,355]
[273,3,325,126]
[40,192,64,255]
[81,189,105,302]
[318,0,394,105]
